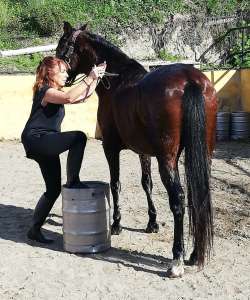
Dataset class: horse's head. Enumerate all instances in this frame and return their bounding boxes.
[56,21,98,86]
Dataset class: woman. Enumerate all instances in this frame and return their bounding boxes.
[21,56,106,244]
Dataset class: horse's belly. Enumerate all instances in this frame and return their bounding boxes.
[116,121,155,155]
[113,90,156,155]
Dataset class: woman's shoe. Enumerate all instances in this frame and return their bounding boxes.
[65,181,89,189]
[27,227,53,244]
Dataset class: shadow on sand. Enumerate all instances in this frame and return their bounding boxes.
[0,203,63,252]
[214,140,250,160]
[0,203,172,276]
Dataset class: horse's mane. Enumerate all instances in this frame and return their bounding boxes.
[83,31,147,88]
[85,32,129,60]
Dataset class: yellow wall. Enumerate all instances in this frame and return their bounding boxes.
[0,69,249,140]
[241,69,250,112]
[203,69,250,112]
[0,75,98,140]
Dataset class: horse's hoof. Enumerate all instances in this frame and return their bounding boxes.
[167,260,184,278]
[145,222,159,233]
[111,224,122,235]
[188,252,198,266]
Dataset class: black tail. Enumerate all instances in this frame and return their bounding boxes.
[182,81,213,267]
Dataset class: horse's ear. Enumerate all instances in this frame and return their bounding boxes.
[63,21,73,34]
[80,23,88,31]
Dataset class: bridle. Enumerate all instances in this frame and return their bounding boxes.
[62,30,119,89]
[63,30,81,65]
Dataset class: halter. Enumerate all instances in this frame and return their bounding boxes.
[63,30,119,89]
[64,30,82,64]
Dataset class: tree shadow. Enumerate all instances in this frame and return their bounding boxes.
[214,141,250,160]
[122,226,146,233]
[225,159,250,177]
[81,247,172,277]
[211,176,250,200]
[46,214,63,227]
[0,203,174,276]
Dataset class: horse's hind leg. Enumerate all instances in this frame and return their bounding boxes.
[139,154,159,233]
[157,157,185,278]
[103,145,122,235]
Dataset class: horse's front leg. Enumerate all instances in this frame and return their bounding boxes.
[103,145,122,235]
[139,154,159,233]
[158,158,185,278]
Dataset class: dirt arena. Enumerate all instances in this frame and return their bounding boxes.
[0,139,249,299]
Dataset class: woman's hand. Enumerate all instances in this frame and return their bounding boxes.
[89,62,107,80]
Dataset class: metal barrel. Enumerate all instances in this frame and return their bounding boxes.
[216,112,231,141]
[62,181,111,253]
[231,111,250,140]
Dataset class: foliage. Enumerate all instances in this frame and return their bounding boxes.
[0,0,249,72]
[0,0,8,28]
[0,0,248,39]
[0,53,44,72]
[158,49,185,61]
[228,30,250,68]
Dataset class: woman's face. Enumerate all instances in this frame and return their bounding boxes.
[51,63,68,88]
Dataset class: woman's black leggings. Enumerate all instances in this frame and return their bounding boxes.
[27,130,87,201]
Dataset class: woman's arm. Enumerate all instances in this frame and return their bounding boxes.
[70,76,100,104]
[70,81,97,104]
[42,64,106,105]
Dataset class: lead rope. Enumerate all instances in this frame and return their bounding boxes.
[69,71,119,89]
[99,71,119,90]
[70,74,88,85]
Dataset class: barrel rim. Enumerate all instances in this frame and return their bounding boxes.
[231,111,250,116]
[62,181,109,191]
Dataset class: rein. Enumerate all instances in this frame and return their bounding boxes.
[67,71,119,89]
[99,71,119,90]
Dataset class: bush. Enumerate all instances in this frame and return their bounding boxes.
[0,0,249,72]
[1,0,247,38]
[0,0,9,28]
[0,52,44,72]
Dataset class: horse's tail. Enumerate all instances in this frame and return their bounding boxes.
[182,81,213,267]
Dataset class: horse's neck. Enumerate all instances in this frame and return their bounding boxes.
[97,58,147,97]
[112,58,146,83]
[94,40,147,98]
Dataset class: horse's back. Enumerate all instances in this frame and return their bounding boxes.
[138,63,217,137]
[140,64,214,98]
[112,64,216,156]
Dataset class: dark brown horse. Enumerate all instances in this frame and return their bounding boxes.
[56,22,217,277]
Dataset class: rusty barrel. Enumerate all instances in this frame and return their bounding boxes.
[62,181,111,253]
[216,112,231,141]
[231,111,250,140]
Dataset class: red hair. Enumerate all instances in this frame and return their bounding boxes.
[33,56,68,93]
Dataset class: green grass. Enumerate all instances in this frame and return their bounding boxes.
[0,0,249,72]
[0,53,45,73]
[1,0,248,38]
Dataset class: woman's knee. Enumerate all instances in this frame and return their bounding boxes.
[75,131,87,145]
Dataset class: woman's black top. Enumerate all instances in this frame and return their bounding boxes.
[21,85,65,156]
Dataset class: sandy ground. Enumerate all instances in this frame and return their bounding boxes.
[0,139,249,300]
